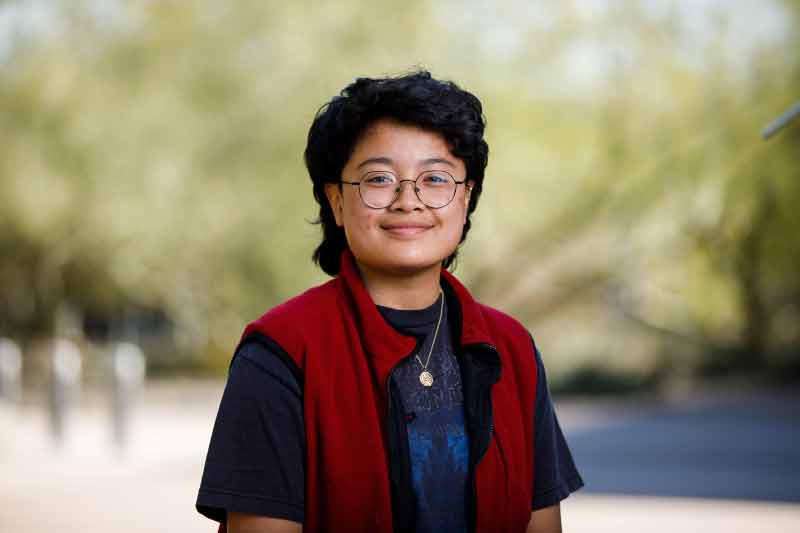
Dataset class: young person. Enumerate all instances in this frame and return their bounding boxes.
[196,71,583,533]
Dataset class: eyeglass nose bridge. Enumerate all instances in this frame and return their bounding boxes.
[386,178,425,206]
[393,178,422,194]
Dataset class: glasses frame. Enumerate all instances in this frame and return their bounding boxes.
[338,170,468,209]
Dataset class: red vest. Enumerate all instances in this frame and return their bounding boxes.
[224,250,537,532]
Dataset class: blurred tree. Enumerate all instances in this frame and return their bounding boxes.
[466,0,800,381]
[0,0,797,382]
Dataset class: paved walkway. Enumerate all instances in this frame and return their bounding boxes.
[1,381,798,532]
[561,387,800,502]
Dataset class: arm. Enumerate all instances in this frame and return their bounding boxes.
[228,512,302,533]
[527,504,562,533]
[196,341,306,529]
[529,335,583,529]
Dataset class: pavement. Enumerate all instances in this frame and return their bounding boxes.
[1,380,798,532]
[562,388,800,502]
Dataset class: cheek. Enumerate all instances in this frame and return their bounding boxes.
[342,205,379,240]
[440,206,468,242]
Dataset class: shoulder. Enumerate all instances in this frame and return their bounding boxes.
[472,302,539,383]
[245,278,338,335]
[238,277,340,367]
[442,268,531,348]
[257,278,339,325]
[476,302,534,349]
[234,339,304,394]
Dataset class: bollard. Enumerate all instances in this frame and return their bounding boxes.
[110,342,146,451]
[49,339,82,446]
[0,338,23,404]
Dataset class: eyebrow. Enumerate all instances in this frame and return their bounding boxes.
[356,157,456,169]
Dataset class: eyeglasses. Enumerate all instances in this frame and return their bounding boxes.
[338,170,467,209]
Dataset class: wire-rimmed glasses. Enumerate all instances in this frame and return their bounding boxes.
[338,170,467,209]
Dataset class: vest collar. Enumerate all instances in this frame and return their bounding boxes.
[335,248,495,367]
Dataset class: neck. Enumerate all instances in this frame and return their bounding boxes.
[355,260,442,310]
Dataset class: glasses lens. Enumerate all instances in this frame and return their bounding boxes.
[359,171,399,208]
[417,171,456,208]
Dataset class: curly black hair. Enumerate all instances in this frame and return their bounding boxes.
[305,70,489,276]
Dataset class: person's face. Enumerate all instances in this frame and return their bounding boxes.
[325,119,473,277]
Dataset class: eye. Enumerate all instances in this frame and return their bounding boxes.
[421,172,451,185]
[364,172,396,185]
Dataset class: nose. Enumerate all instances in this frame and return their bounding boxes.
[390,179,424,211]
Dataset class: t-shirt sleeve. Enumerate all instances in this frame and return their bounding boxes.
[531,339,585,510]
[196,340,305,525]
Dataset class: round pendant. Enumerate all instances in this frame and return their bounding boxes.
[419,371,434,387]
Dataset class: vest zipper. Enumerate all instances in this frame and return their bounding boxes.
[462,341,499,465]
[460,341,500,533]
[387,335,499,533]
[385,338,422,533]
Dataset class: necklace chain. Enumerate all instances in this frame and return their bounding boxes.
[415,289,444,386]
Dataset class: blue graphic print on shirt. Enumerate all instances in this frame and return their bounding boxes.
[378,293,469,533]
[407,406,469,531]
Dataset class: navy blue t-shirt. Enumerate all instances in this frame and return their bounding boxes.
[196,297,583,527]
[378,292,470,532]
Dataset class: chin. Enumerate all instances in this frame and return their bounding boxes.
[355,247,450,276]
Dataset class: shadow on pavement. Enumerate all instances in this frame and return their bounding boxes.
[564,388,800,503]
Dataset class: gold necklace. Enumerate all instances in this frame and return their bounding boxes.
[415,289,444,387]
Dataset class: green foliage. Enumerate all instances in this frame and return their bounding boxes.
[0,0,797,382]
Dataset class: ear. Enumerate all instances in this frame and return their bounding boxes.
[463,180,474,221]
[324,183,344,227]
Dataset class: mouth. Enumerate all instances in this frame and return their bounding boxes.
[380,223,434,236]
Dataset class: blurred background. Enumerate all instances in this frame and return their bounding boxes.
[0,0,798,532]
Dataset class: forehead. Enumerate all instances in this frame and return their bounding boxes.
[348,119,462,170]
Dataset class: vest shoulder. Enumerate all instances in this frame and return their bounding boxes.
[255,278,338,326]
[476,303,538,381]
[241,278,340,366]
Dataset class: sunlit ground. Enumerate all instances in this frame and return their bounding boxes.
[1,381,798,533]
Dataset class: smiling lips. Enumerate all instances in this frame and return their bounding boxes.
[381,223,433,236]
